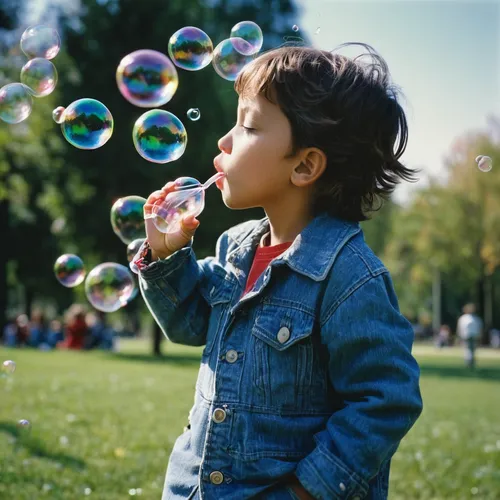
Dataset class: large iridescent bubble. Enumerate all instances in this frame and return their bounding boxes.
[116,49,178,108]
[60,98,113,150]
[212,38,254,81]
[20,58,58,97]
[230,21,263,55]
[20,25,60,60]
[111,196,147,245]
[54,254,86,288]
[85,263,136,313]
[133,109,187,163]
[168,26,213,71]
[0,83,33,124]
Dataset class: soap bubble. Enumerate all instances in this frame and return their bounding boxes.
[168,26,213,71]
[230,21,263,55]
[17,419,31,432]
[52,106,65,124]
[212,38,254,81]
[54,254,86,287]
[315,27,321,35]
[187,108,200,121]
[476,155,492,172]
[20,58,58,97]
[2,360,16,374]
[133,109,187,163]
[127,238,145,262]
[116,49,178,108]
[0,83,33,124]
[61,98,113,149]
[111,196,147,244]
[85,263,136,313]
[20,25,60,60]
[292,25,299,32]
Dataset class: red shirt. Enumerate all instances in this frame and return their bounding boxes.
[242,234,293,296]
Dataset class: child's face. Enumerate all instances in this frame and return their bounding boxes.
[214,94,299,210]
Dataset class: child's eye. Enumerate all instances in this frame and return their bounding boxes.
[243,126,255,132]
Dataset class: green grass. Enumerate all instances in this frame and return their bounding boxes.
[1,341,499,499]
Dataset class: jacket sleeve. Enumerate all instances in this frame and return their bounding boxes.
[138,235,225,347]
[295,271,423,499]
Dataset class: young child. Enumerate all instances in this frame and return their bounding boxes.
[134,43,423,500]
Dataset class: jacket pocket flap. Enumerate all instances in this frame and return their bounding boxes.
[252,305,315,351]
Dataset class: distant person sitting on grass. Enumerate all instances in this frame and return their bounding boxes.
[133,44,423,500]
[62,305,88,350]
[457,303,483,369]
[47,319,65,349]
[4,314,30,347]
[84,311,115,350]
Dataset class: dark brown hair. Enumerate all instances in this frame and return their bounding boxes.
[234,43,418,222]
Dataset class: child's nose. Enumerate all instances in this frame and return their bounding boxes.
[218,132,232,154]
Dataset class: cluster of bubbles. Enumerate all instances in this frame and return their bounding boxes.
[8,21,263,310]
[475,155,493,173]
[0,25,60,124]
[1,360,30,431]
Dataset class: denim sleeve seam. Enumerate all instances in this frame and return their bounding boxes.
[322,271,388,326]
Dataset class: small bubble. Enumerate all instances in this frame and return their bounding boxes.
[477,155,492,172]
[187,108,200,121]
[42,483,53,492]
[52,106,65,124]
[17,419,31,432]
[471,487,479,495]
[84,487,92,495]
[315,27,321,34]
[129,489,137,496]
[66,413,77,422]
[292,25,299,32]
[59,435,69,446]
[2,360,16,374]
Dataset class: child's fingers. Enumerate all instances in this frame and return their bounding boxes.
[161,181,176,194]
[146,190,165,205]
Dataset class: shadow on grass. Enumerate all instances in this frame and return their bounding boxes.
[418,362,500,381]
[105,351,202,367]
[0,421,86,470]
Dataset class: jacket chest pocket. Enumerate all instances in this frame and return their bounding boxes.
[251,305,327,410]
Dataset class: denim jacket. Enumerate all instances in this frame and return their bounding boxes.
[137,213,423,500]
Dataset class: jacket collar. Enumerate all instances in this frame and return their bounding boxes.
[227,213,361,281]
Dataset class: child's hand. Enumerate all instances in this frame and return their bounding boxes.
[144,181,200,261]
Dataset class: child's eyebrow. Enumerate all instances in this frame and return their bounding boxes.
[239,104,265,118]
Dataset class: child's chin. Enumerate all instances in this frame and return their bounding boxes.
[222,194,250,210]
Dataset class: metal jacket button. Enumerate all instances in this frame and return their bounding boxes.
[212,408,227,423]
[225,350,238,363]
[210,471,224,485]
[277,327,290,343]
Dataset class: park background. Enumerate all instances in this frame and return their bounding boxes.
[1,0,500,498]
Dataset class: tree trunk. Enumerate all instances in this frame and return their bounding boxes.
[153,322,163,357]
[0,199,8,337]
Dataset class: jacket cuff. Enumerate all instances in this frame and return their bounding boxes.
[135,246,193,281]
[295,444,369,500]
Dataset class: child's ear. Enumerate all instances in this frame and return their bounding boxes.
[291,147,327,187]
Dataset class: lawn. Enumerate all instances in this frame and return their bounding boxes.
[1,341,499,500]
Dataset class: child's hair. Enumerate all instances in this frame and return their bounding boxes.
[235,43,418,222]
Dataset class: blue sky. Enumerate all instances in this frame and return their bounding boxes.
[297,0,499,202]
